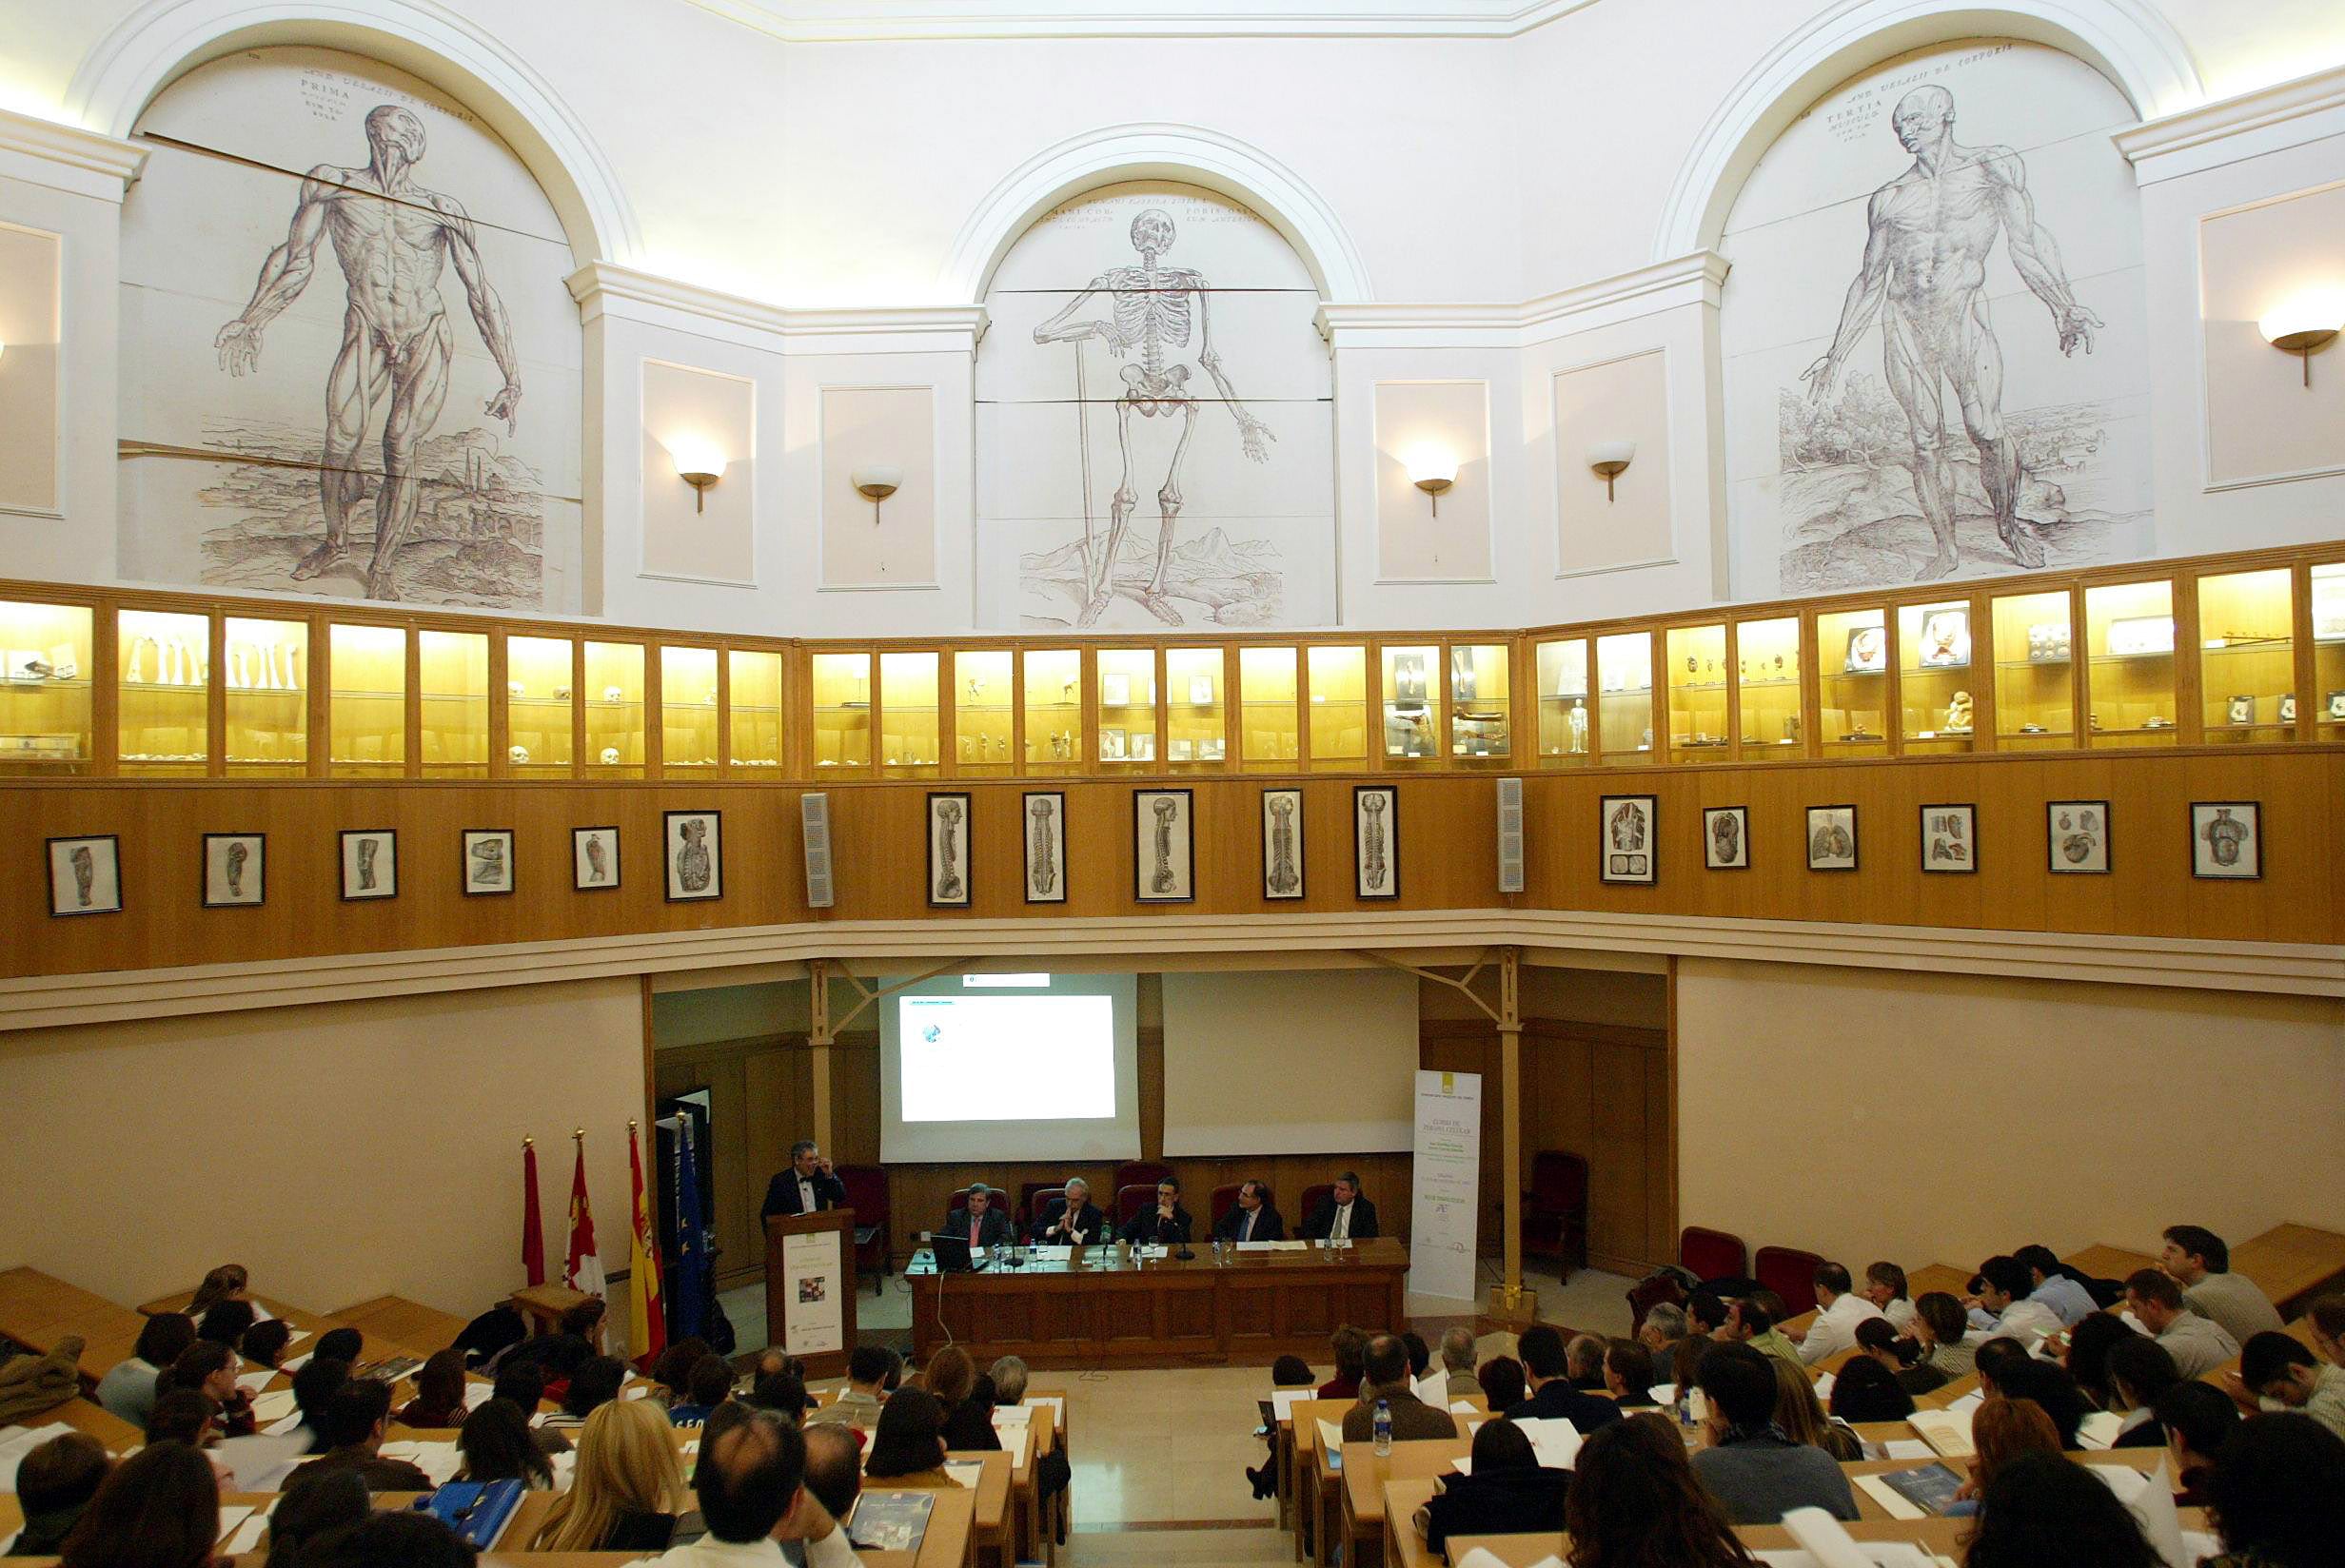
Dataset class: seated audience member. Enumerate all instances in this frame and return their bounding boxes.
[1721,1297,1803,1370]
[927,1345,1003,1451]
[1769,1358,1862,1461]
[491,1362,571,1458]
[1403,1331,1433,1387]
[801,1421,863,1526]
[863,1388,956,1485]
[145,1390,222,1451]
[666,1354,737,1427]
[196,1299,256,1349]
[160,1341,255,1436]
[755,1349,807,1384]
[1911,1291,1977,1381]
[1946,1396,2061,1517]
[748,1370,816,1424]
[2062,1309,2138,1411]
[288,1378,434,1491]
[2237,1330,2345,1441]
[1962,1449,2163,1568]
[1425,1326,1479,1402]
[1855,1316,1944,1397]
[1670,1334,1708,1403]
[1118,1177,1194,1246]
[1827,1353,1915,1424]
[1639,1301,1691,1385]
[2310,1294,2345,1367]
[314,1325,364,1364]
[563,1354,630,1420]
[1509,1323,1622,1432]
[1861,1261,1916,1332]
[292,1357,354,1454]
[649,1338,712,1406]
[1969,1255,2061,1344]
[1605,1339,1659,1409]
[1212,1179,1287,1244]
[5,1432,110,1558]
[1298,1171,1379,1242]
[95,1311,196,1426]
[2125,1267,2240,1380]
[809,1344,893,1432]
[2161,1225,2285,1346]
[1343,1333,1458,1441]
[1475,1353,1527,1416]
[299,1513,479,1568]
[2153,1381,2238,1508]
[648,1408,855,1568]
[2104,1335,2185,1447]
[561,1297,608,1353]
[1419,1417,1568,1555]
[456,1397,554,1488]
[1686,1287,1731,1341]
[56,1440,218,1568]
[531,1398,687,1552]
[1690,1345,1860,1523]
[1794,1262,1886,1365]
[2012,1245,2098,1327]
[1320,1325,1369,1400]
[1566,1333,1607,1391]
[1566,1413,1759,1568]
[947,1184,1015,1251]
[240,1318,292,1370]
[1984,1355,2093,1450]
[187,1264,251,1316]
[1245,1355,1320,1499]
[989,1355,1030,1405]
[1031,1177,1107,1245]
[263,1467,372,1568]
[397,1348,472,1429]
[2200,1410,2345,1568]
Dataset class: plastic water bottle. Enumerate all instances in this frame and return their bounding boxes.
[1372,1399,1392,1457]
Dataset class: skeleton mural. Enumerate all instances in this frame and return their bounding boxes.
[674,819,712,892]
[1361,793,1389,892]
[935,798,966,903]
[1608,800,1648,853]
[1267,794,1300,896]
[1028,796,1060,897]
[1150,794,1180,895]
[1033,208,1277,627]
[582,833,609,884]
[355,836,382,891]
[69,845,95,909]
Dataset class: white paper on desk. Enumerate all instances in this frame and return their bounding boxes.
[0,1534,15,1555]
[1780,1505,1938,1568]
[1234,1241,1278,1251]
[1882,1439,1935,1460]
[1752,1550,1943,1568]
[1813,1372,1836,1401]
[1451,1457,1471,1476]
[250,1302,274,1323]
[215,1505,254,1544]
[1512,1416,1581,1470]
[1448,1401,1477,1414]
[1028,1245,1073,1262]
[1948,1390,1983,1415]
[1267,1240,1310,1251]
[0,1422,71,1491]
[1688,1388,1710,1424]
[943,1460,986,1489]
[224,1500,276,1558]
[380,1440,463,1486]
[2095,1458,2187,1568]
[1652,1382,1676,1405]
[252,1389,299,1422]
[1453,1550,1562,1568]
[1135,1245,1169,1260]
[1854,1473,1928,1521]
[1315,1418,1345,1455]
[263,1411,305,1437]
[1908,1407,1975,1459]
[280,1351,314,1375]
[211,1432,311,1491]
[236,1368,276,1395]
[463,1381,496,1410]
[1271,1389,1312,1421]
[992,1406,1035,1433]
[2076,1410,2123,1450]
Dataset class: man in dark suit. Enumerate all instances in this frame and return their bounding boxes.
[944,1184,1014,1251]
[1212,1180,1286,1244]
[1117,1177,1193,1245]
[1029,1177,1107,1245]
[1506,1323,1621,1432]
[1298,1171,1379,1242]
[760,1140,847,1223]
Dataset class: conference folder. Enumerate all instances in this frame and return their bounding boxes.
[848,1490,936,1553]
[421,1479,523,1548]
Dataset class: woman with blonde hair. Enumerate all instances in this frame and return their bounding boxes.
[528,1397,686,1551]
[186,1264,250,1317]
[1769,1358,1862,1460]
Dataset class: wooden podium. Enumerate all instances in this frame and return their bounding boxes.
[763,1207,858,1379]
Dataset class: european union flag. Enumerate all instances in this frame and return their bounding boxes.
[671,1115,713,1342]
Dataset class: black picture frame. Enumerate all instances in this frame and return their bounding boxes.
[1261,787,1306,901]
[1805,805,1859,872]
[200,832,266,909]
[1919,803,1977,874]
[339,829,398,901]
[47,833,123,917]
[1133,788,1195,903]
[2189,801,2261,881]
[2045,801,2111,875]
[663,810,723,902]
[927,792,973,909]
[461,828,516,896]
[1352,784,1400,900]
[1022,791,1068,905]
[573,825,621,892]
[1599,794,1659,885]
[1702,806,1749,871]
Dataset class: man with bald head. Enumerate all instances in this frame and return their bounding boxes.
[1803,81,2102,581]
[647,1405,855,1565]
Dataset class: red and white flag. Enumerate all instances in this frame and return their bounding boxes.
[564,1134,605,1298]
[522,1139,546,1287]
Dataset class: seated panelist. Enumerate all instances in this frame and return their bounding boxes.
[1212,1180,1286,1244]
[1030,1178,1106,1245]
[1118,1177,1194,1246]
[1299,1171,1379,1242]
[945,1184,1015,1251]
[760,1139,847,1222]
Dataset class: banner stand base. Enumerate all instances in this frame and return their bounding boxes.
[1485,1284,1540,1328]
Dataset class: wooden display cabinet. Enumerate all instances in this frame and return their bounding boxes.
[1816,607,1889,757]
[877,650,939,775]
[222,616,308,777]
[660,646,720,771]
[415,629,488,778]
[2084,579,2178,746]
[1020,648,1082,773]
[2197,567,2295,743]
[327,621,405,779]
[584,640,647,777]
[727,648,785,773]
[118,607,210,776]
[1534,637,1590,765]
[954,649,1015,774]
[1237,646,1298,772]
[1448,642,1511,764]
[810,651,873,771]
[505,635,576,777]
[1989,588,2075,750]
[0,598,94,776]
[1664,622,1728,764]
[1594,631,1655,764]
[1164,645,1228,772]
[1306,644,1369,772]
[1380,642,1441,765]
[1095,648,1158,767]
[2314,561,2345,740]
[1734,615,1801,756]
[1897,598,1976,755]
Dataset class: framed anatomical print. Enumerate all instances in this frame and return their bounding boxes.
[463,828,515,895]
[1353,784,1399,900]
[1600,794,1657,885]
[1920,804,1976,872]
[1133,789,1194,903]
[928,793,972,909]
[573,825,621,891]
[202,833,265,908]
[340,829,397,900]
[1023,792,1067,904]
[1702,807,1748,871]
[2190,801,2259,880]
[48,834,122,916]
[1261,787,1305,900]
[663,810,722,902]
[2045,801,2108,874]
[1806,806,1858,872]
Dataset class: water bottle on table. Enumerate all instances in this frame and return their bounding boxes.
[1372,1398,1391,1457]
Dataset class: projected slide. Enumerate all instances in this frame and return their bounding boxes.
[898,994,1116,1124]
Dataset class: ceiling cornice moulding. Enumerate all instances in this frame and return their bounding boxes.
[2115,61,2345,185]
[568,262,989,354]
[0,106,148,202]
[683,0,1601,42]
[1316,251,1730,348]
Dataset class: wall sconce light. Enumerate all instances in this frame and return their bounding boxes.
[667,436,726,513]
[2260,292,2344,387]
[1404,447,1458,517]
[1587,440,1636,501]
[852,465,903,524]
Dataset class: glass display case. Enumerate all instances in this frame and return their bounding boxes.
[0,599,93,775]
[1898,599,1975,754]
[1535,637,1591,764]
[1594,631,1654,762]
[727,649,785,770]
[1238,646,1298,771]
[1381,642,1441,762]
[506,634,575,776]
[118,607,209,775]
[1990,589,2073,749]
[1665,623,1727,763]
[2084,580,2177,745]
[1022,648,1081,770]
[420,630,488,777]
[661,645,719,770]
[1307,645,1368,771]
[328,621,404,778]
[584,641,645,775]
[878,651,939,773]
[224,616,307,776]
[810,652,872,769]
[1448,643,1510,761]
[955,651,1014,774]
[1166,646,1226,769]
[1096,649,1156,764]
[1816,607,1888,756]
[1734,616,1801,755]
[2315,562,2345,738]
[2197,568,2295,742]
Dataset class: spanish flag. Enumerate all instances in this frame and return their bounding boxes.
[627,1121,666,1364]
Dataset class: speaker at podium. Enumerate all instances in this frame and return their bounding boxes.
[764,1207,859,1379]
